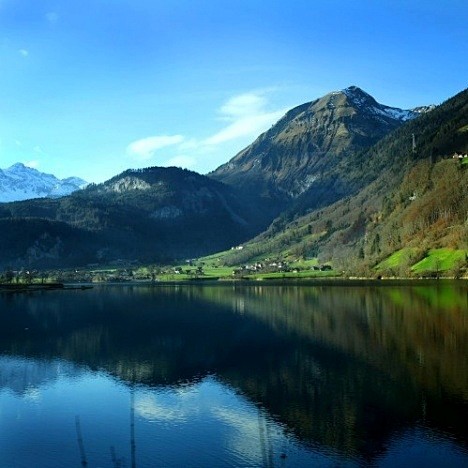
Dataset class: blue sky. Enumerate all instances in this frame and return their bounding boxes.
[0,0,467,183]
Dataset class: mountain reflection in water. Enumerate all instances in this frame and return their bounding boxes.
[0,283,466,467]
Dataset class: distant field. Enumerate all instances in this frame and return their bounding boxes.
[247,270,338,280]
[377,248,466,276]
[412,249,466,274]
[376,248,417,271]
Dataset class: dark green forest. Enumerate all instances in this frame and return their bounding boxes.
[0,87,467,273]
[0,167,271,267]
[218,88,468,275]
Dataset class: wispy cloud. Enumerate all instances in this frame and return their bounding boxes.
[219,93,267,118]
[124,91,286,172]
[177,138,200,151]
[203,112,283,146]
[24,160,39,169]
[174,91,285,151]
[127,135,184,160]
[18,49,29,57]
[202,91,285,146]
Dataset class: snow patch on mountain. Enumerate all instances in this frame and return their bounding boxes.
[371,105,416,122]
[411,105,436,114]
[342,86,418,122]
[0,163,87,202]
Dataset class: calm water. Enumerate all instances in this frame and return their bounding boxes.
[0,282,467,467]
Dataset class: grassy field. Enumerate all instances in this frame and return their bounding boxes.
[376,248,466,276]
[42,245,466,283]
[247,270,338,280]
[412,249,466,274]
[376,248,417,271]
[186,247,467,280]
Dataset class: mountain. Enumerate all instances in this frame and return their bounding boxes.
[0,163,87,202]
[0,166,271,268]
[210,86,419,209]
[2,86,461,273]
[411,105,436,114]
[217,87,468,275]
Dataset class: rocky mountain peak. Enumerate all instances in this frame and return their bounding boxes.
[339,86,417,122]
[341,85,376,106]
[343,85,371,97]
[9,162,27,170]
[210,86,422,202]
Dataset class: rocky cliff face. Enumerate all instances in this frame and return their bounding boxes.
[0,87,438,268]
[210,86,418,200]
[220,87,468,272]
[0,166,271,267]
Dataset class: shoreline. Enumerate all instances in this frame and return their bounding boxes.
[0,283,92,292]
[2,277,466,293]
[65,278,468,288]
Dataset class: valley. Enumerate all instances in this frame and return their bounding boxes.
[0,86,467,279]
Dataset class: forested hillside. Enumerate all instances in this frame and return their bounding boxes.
[218,87,468,276]
[0,87,466,274]
[0,167,270,268]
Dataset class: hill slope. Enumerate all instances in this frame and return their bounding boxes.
[215,87,468,275]
[210,86,418,210]
[0,167,270,268]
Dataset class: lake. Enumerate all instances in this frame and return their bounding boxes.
[0,282,467,467]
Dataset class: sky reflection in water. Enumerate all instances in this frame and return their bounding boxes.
[0,283,467,467]
[0,362,345,467]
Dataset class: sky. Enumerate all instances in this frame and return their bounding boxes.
[0,0,467,183]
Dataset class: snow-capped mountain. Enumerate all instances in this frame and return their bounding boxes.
[342,86,419,122]
[211,85,422,200]
[0,163,87,202]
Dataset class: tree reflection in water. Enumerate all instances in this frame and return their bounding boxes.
[0,282,466,465]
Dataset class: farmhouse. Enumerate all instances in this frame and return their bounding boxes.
[452,151,468,159]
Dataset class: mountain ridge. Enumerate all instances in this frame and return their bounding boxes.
[210,86,421,205]
[0,166,271,267]
[216,87,468,275]
[1,86,463,272]
[0,163,87,202]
